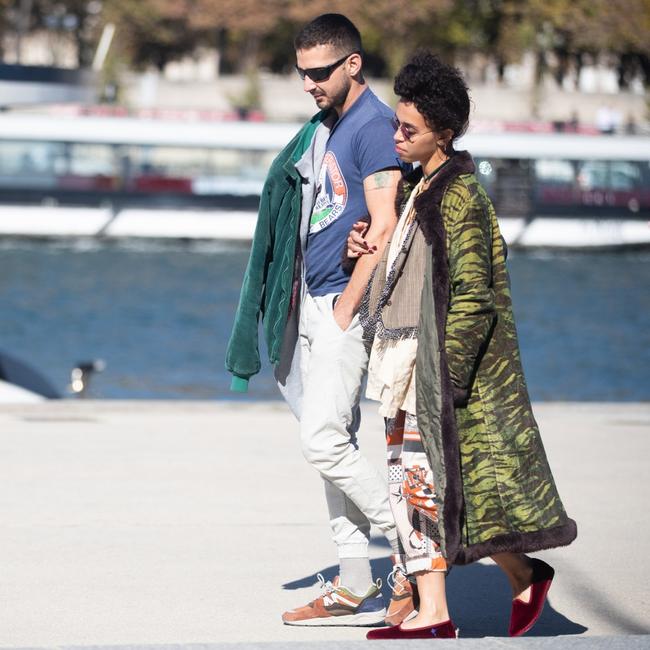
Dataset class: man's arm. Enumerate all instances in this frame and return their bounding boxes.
[332,169,401,330]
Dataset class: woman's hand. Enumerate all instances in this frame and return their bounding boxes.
[346,221,376,258]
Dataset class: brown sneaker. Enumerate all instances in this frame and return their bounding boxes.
[385,567,417,626]
[281,574,386,626]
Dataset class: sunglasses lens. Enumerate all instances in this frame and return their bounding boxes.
[296,67,326,82]
[309,68,328,82]
[391,117,407,140]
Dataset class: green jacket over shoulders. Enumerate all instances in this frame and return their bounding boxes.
[225,111,327,392]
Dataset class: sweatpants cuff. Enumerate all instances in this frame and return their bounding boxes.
[337,542,370,559]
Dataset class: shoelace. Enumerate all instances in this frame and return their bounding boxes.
[316,573,335,595]
[315,573,341,607]
[316,573,383,599]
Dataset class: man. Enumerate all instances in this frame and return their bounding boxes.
[226,14,404,626]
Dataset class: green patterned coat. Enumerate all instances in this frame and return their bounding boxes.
[406,152,577,564]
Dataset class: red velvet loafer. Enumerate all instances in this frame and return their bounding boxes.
[509,558,555,637]
[367,619,457,640]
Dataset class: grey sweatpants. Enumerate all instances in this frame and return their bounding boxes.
[298,291,396,559]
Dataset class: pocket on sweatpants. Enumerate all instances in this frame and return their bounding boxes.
[332,305,360,334]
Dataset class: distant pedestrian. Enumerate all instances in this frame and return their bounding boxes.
[596,104,621,135]
[226,13,404,626]
[625,113,638,135]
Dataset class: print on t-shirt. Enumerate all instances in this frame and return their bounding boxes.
[310,151,348,234]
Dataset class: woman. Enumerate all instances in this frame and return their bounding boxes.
[347,51,577,639]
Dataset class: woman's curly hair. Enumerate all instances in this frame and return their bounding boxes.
[394,50,470,140]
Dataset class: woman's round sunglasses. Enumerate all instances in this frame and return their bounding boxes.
[295,51,360,83]
[391,116,433,142]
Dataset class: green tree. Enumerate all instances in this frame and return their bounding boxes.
[103,0,208,70]
[501,0,650,88]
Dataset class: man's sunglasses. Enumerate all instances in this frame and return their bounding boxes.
[295,51,360,82]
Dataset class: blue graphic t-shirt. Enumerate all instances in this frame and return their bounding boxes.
[305,89,399,296]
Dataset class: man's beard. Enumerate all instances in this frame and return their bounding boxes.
[314,77,351,111]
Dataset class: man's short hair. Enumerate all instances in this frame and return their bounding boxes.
[294,13,362,56]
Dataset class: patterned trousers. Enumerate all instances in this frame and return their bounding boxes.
[386,410,447,574]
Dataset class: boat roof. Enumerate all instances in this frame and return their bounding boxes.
[0,113,648,160]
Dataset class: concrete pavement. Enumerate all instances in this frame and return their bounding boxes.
[0,400,648,647]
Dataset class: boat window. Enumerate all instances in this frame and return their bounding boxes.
[577,161,608,191]
[0,141,63,189]
[535,159,575,185]
[533,158,649,211]
[534,158,648,192]
[0,139,277,196]
[609,161,642,191]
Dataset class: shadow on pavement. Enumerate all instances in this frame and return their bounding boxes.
[445,562,587,637]
[282,558,588,638]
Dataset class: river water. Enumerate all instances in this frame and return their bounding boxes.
[1,239,648,401]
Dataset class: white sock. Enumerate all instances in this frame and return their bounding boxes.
[339,557,373,595]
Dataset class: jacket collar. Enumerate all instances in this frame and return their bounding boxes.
[281,109,332,177]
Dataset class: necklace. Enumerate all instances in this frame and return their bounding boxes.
[424,157,451,183]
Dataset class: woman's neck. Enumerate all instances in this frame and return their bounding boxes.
[421,150,450,179]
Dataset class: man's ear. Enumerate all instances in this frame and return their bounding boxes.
[347,52,363,77]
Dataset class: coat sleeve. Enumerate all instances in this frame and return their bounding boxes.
[445,188,496,406]
[224,180,275,392]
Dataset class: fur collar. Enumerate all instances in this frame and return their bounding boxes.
[395,151,475,246]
